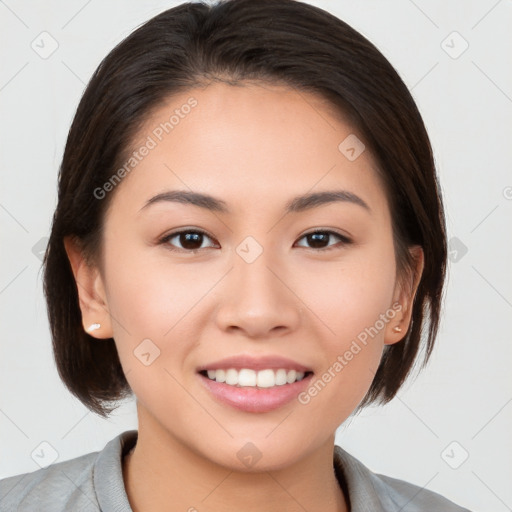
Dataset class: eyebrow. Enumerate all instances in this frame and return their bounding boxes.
[139,189,371,215]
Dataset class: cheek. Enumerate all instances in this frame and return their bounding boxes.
[298,242,397,345]
[293,244,396,416]
[101,242,226,391]
[103,241,219,337]
[101,252,196,414]
[102,222,396,428]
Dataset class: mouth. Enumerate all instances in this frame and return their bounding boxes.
[196,355,315,413]
[198,368,314,388]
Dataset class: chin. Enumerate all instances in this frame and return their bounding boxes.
[199,434,320,473]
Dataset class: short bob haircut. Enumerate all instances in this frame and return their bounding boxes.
[43,0,447,418]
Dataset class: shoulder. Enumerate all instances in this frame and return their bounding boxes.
[372,471,472,511]
[0,430,136,512]
[0,451,99,512]
[334,445,472,511]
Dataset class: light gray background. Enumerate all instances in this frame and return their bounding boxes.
[1,1,511,511]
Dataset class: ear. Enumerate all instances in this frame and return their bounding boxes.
[63,235,113,339]
[384,245,424,345]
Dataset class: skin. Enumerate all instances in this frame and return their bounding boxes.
[65,81,423,512]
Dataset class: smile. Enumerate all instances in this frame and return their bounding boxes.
[201,368,310,388]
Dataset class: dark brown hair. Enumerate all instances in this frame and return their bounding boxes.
[43,0,447,417]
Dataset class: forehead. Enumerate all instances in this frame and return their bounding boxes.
[104,81,389,220]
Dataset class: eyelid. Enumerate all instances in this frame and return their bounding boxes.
[159,227,218,250]
[158,227,352,253]
[294,229,353,251]
[299,228,352,243]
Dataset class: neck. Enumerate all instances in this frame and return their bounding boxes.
[122,409,348,512]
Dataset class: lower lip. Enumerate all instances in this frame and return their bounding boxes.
[198,372,313,413]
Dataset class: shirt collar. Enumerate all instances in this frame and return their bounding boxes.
[94,430,394,512]
[334,444,398,511]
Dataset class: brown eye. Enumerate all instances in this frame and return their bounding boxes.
[160,229,217,252]
[295,230,352,251]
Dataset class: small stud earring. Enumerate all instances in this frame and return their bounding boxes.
[87,323,101,333]
[393,325,402,333]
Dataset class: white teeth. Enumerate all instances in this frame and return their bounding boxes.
[275,369,287,385]
[203,368,307,387]
[256,369,275,388]
[225,369,238,385]
[286,369,297,384]
[238,369,257,387]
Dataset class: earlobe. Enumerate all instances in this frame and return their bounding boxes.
[63,236,113,339]
[384,245,424,345]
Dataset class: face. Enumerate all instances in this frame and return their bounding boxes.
[69,81,420,471]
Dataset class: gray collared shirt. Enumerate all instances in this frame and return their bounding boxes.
[0,430,471,511]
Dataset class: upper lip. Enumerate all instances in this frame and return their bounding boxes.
[197,354,313,373]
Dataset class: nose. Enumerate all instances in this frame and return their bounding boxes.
[214,247,302,339]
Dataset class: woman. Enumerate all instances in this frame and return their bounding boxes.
[0,0,471,510]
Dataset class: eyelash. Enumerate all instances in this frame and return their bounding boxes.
[158,228,352,253]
